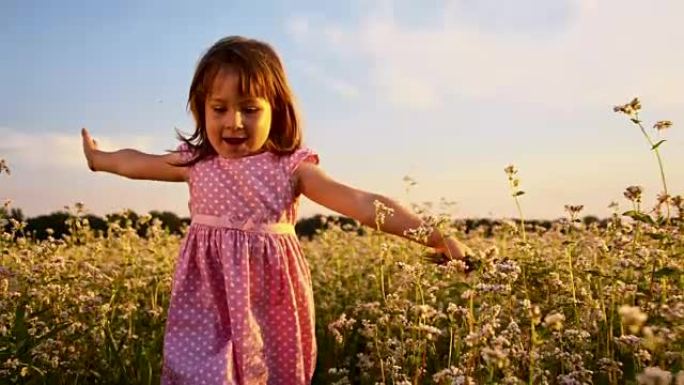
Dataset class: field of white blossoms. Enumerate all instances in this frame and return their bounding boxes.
[1,99,683,384]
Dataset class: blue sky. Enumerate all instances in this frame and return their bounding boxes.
[1,0,683,220]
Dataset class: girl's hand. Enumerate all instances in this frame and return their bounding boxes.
[80,128,188,181]
[426,236,478,273]
[81,128,99,171]
[434,236,472,262]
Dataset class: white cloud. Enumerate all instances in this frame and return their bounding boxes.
[290,60,360,99]
[287,0,684,110]
[0,127,158,169]
[284,15,310,43]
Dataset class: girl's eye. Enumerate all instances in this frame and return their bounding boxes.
[212,106,226,113]
[242,107,260,114]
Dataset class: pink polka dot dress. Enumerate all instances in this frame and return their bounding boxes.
[161,144,319,385]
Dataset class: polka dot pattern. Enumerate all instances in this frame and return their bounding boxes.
[161,145,319,385]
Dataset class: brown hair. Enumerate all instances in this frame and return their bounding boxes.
[175,36,302,166]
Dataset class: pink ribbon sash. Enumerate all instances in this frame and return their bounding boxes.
[191,214,296,235]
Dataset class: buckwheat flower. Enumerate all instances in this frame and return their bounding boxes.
[464,331,480,347]
[433,367,465,383]
[653,120,672,131]
[483,245,499,259]
[446,302,459,314]
[328,367,349,376]
[636,349,652,363]
[619,305,648,334]
[521,298,531,309]
[403,222,433,243]
[354,352,373,371]
[416,324,442,340]
[655,192,670,206]
[543,312,566,331]
[624,185,643,203]
[672,195,683,209]
[373,199,395,227]
[557,373,585,385]
[637,367,672,385]
[495,260,520,276]
[0,159,10,175]
[616,335,641,347]
[395,261,416,274]
[447,304,470,319]
[359,319,377,339]
[481,346,509,368]
[414,304,437,319]
[613,97,641,115]
[564,204,584,215]
[504,164,517,176]
[530,305,541,325]
[438,257,468,273]
[598,358,623,376]
[402,175,417,188]
[327,313,356,344]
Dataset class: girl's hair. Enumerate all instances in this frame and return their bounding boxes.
[175,36,302,166]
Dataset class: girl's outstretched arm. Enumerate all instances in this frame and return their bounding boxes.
[81,128,188,182]
[295,162,472,262]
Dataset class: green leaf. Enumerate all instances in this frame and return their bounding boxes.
[651,139,666,150]
[654,267,681,279]
[13,300,29,344]
[622,210,656,226]
[585,269,614,279]
[646,232,666,240]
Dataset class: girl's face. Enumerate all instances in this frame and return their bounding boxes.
[204,67,272,159]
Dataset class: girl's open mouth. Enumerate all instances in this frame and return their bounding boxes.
[223,137,247,146]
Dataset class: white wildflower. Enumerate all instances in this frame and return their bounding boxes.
[619,305,648,334]
[637,367,672,385]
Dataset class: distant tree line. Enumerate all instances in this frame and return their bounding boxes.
[1,206,615,242]
[0,207,190,240]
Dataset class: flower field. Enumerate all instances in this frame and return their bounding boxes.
[1,99,683,384]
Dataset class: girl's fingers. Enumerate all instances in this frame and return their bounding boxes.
[81,128,97,149]
[81,128,97,171]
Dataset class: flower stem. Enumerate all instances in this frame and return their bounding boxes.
[566,245,579,323]
[514,196,527,243]
[529,320,536,385]
[635,114,670,223]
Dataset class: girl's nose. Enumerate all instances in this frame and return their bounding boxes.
[225,110,243,130]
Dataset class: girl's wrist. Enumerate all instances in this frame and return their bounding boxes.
[88,151,101,172]
[89,150,108,172]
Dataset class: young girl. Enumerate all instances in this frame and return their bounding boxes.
[81,36,470,385]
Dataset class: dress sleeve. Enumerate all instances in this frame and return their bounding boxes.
[286,147,319,174]
[175,142,194,163]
